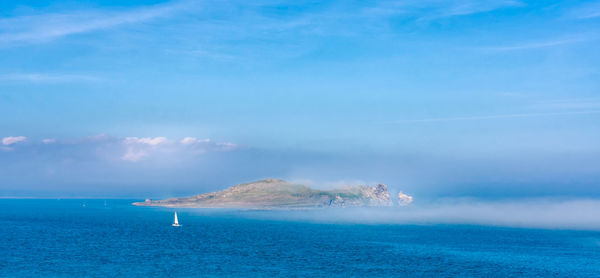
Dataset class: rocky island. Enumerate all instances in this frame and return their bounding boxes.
[133,178,412,209]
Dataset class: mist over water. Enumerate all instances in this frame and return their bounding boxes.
[184,198,600,231]
[3,199,600,277]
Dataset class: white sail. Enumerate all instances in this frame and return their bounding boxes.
[172,212,180,226]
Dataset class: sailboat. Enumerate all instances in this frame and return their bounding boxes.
[172,212,181,227]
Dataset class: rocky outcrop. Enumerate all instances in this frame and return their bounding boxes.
[372,183,393,206]
[133,179,405,209]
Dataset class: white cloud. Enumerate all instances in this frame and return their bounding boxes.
[42,138,56,144]
[216,142,238,151]
[124,137,168,146]
[122,137,169,161]
[0,1,189,44]
[398,191,413,206]
[180,137,210,144]
[2,136,27,145]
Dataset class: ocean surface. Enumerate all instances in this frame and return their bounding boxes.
[1,199,599,277]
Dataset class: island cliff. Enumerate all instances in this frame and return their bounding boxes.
[133,178,408,209]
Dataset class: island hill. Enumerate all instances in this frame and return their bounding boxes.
[133,179,413,209]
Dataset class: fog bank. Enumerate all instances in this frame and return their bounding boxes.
[193,198,600,231]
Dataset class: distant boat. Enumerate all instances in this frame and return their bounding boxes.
[172,212,181,227]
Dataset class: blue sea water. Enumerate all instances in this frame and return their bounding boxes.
[1,199,599,277]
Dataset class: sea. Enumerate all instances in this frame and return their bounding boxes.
[1,199,599,277]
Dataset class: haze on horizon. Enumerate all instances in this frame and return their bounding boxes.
[1,0,599,199]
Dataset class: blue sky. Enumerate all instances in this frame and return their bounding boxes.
[0,0,599,198]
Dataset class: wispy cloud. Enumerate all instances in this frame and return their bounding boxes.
[0,1,188,44]
[152,0,525,60]
[530,98,600,110]
[0,0,525,60]
[392,110,600,123]
[0,73,100,83]
[483,37,588,51]
[421,0,523,19]
[163,48,238,61]
[360,0,522,20]
[568,2,600,19]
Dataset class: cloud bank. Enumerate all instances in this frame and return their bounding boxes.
[1,134,236,161]
[0,133,598,200]
[120,136,233,161]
